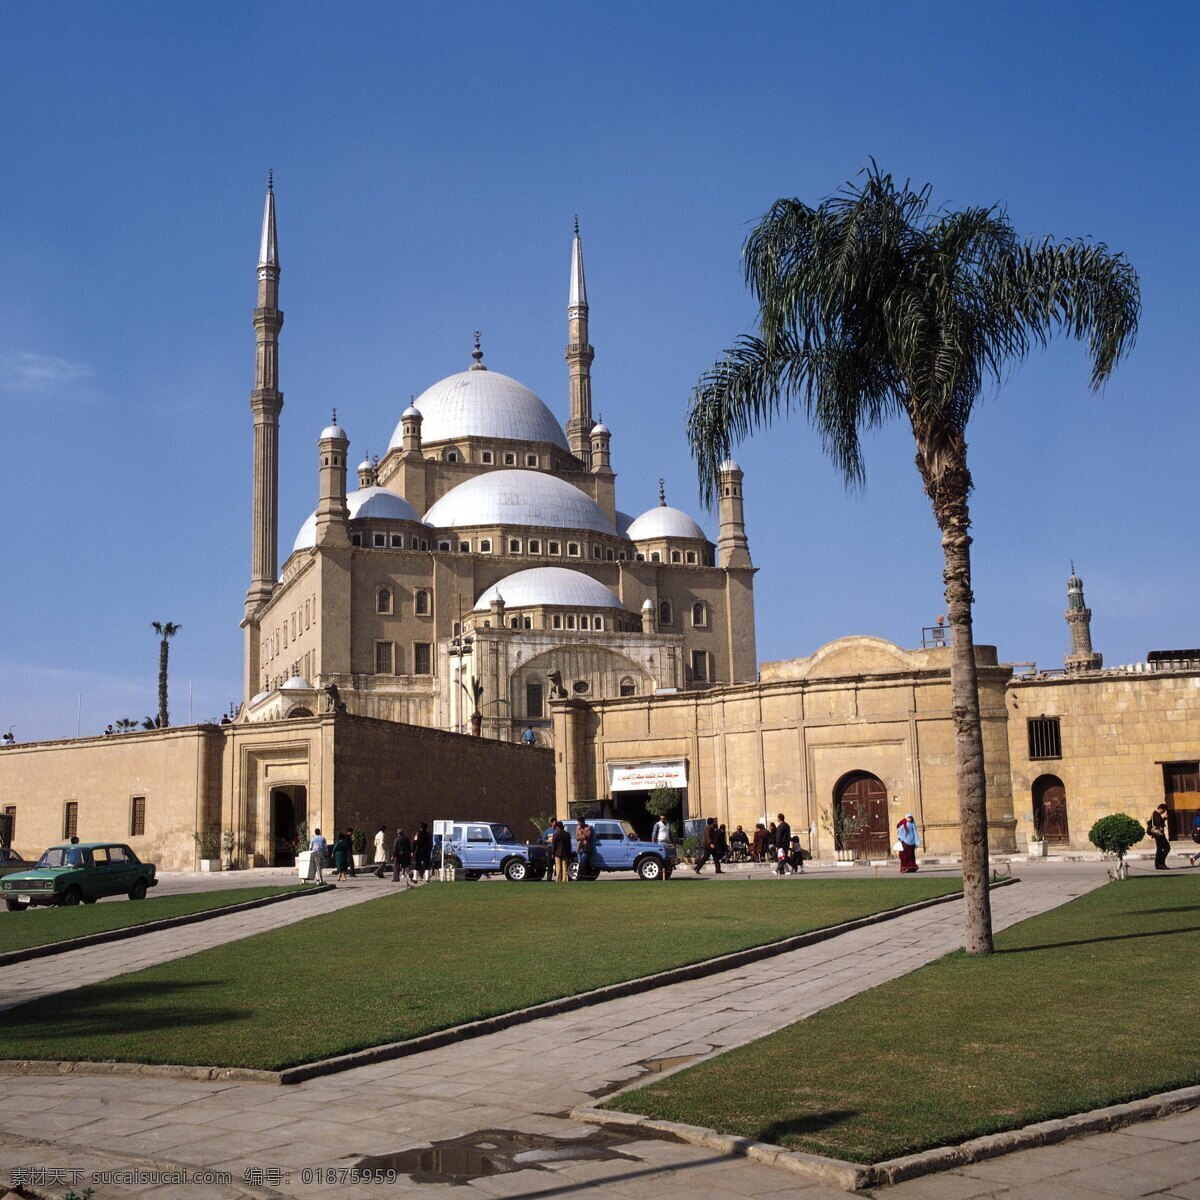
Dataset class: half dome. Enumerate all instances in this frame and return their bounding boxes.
[424,470,615,534]
[474,567,626,612]
[389,369,569,451]
[292,486,422,553]
[626,505,708,542]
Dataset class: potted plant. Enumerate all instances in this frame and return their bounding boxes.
[222,830,237,871]
[1027,813,1047,858]
[294,821,315,881]
[351,827,368,868]
[1088,813,1145,880]
[193,828,222,872]
[646,786,679,837]
[820,805,866,864]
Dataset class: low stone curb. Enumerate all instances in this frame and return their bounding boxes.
[572,1083,1200,1192]
[0,880,1010,1087]
[0,882,334,968]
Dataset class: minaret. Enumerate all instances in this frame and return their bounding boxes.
[315,412,351,547]
[716,459,752,568]
[1064,562,1102,672]
[565,217,594,466]
[245,172,284,618]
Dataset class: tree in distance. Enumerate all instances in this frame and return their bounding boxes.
[1088,813,1146,880]
[151,622,181,730]
[688,164,1139,953]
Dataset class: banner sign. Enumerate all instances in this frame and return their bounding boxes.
[608,759,688,792]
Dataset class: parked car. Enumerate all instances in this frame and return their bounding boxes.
[561,818,676,881]
[436,821,548,882]
[1,843,158,911]
[0,847,31,879]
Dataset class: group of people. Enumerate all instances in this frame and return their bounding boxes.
[303,823,434,885]
[541,816,584,881]
[303,826,365,883]
[1148,803,1200,870]
[694,813,806,875]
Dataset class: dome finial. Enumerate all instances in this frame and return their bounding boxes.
[267,168,273,193]
[470,331,486,371]
[658,478,666,506]
[574,213,580,236]
[331,407,337,425]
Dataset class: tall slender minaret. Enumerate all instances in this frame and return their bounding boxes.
[565,217,594,466]
[716,459,752,568]
[245,173,284,617]
[1064,561,1102,673]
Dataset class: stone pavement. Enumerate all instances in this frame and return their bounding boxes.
[0,865,1159,1199]
[0,878,384,1013]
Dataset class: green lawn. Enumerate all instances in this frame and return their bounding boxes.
[610,875,1200,1163]
[0,877,958,1070]
[0,886,303,955]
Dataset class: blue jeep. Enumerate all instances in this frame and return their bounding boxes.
[561,818,676,881]
[438,821,547,882]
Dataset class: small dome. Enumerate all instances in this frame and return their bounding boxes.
[615,510,635,538]
[626,505,707,542]
[474,567,626,612]
[641,598,654,610]
[357,457,372,472]
[292,486,422,553]
[719,458,742,473]
[424,470,615,534]
[280,676,311,691]
[390,369,568,451]
[249,690,270,705]
[320,424,348,441]
[402,405,422,420]
[591,421,611,437]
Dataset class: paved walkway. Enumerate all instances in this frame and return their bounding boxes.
[1,866,1170,1198]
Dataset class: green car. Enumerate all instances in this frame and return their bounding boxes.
[1,843,158,911]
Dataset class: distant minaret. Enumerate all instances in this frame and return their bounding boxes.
[315,412,351,547]
[245,173,284,617]
[565,217,594,466]
[1064,562,1102,672]
[716,459,752,568]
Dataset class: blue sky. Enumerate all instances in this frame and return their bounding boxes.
[1,1,1197,740]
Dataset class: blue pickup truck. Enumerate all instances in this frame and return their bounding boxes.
[562,818,676,881]
[437,821,548,882]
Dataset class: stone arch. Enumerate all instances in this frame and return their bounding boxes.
[1031,773,1069,845]
[833,769,890,858]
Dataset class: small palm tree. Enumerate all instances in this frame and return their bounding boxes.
[141,716,159,731]
[688,165,1138,954]
[114,718,139,733]
[467,675,484,736]
[151,622,182,729]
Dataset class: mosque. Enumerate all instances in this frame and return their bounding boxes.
[0,182,1196,870]
[239,182,756,741]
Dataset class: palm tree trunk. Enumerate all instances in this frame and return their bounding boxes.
[918,429,993,955]
[158,639,169,729]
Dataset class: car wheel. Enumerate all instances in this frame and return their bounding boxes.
[637,856,664,881]
[566,860,579,881]
[4,898,27,912]
[446,855,463,871]
[129,879,148,901]
[464,870,482,881]
[61,887,83,907]
[503,859,529,883]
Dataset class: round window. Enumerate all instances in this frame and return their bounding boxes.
[572,680,590,695]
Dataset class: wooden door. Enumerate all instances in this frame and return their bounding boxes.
[837,773,890,858]
[1165,762,1200,843]
[1032,775,1070,846]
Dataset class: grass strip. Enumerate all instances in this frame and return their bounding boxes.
[0,877,957,1070]
[0,886,303,954]
[609,874,1200,1163]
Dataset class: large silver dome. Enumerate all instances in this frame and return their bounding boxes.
[474,567,626,612]
[423,470,615,534]
[292,487,422,552]
[389,369,569,451]
[626,505,708,541]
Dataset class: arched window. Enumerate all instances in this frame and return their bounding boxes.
[415,589,431,616]
[580,615,590,630]
[619,677,636,697]
[671,550,682,563]
[691,601,706,627]
[659,600,672,626]
[377,588,392,615]
[650,551,661,562]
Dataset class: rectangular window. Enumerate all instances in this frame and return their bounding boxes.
[479,539,492,553]
[459,541,470,553]
[3,805,15,843]
[549,541,560,556]
[374,641,395,674]
[528,539,541,554]
[553,614,562,629]
[373,532,386,547]
[592,544,601,559]
[509,539,521,553]
[130,796,146,837]
[671,550,682,563]
[414,642,432,674]
[567,542,580,557]
[350,532,363,546]
[438,540,451,552]
[527,683,544,718]
[567,614,576,629]
[481,451,494,464]
[504,452,516,465]
[691,650,708,682]
[305,601,310,629]
[1027,717,1062,760]
[526,454,538,467]
[686,550,697,564]
[390,533,403,548]
[63,801,78,840]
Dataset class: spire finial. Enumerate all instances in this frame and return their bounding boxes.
[658,478,666,506]
[258,174,279,268]
[331,407,337,425]
[267,168,274,192]
[574,213,580,236]
[470,331,486,370]
[1070,559,1076,576]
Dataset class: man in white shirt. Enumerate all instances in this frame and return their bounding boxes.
[372,825,387,878]
[652,816,671,845]
[309,828,328,884]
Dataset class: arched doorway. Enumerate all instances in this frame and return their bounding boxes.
[1032,775,1070,846]
[834,771,890,858]
[270,786,307,866]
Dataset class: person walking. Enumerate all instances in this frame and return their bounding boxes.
[788,834,806,874]
[716,823,729,866]
[652,814,672,845]
[773,813,791,876]
[750,822,768,863]
[332,830,350,881]
[694,817,723,874]
[309,827,328,885]
[391,827,413,885]
[521,725,536,746]
[413,822,432,881]
[896,813,920,873]
[372,825,388,878]
[344,828,358,877]
[1149,803,1171,870]
[553,819,571,882]
[575,818,594,880]
[542,819,559,880]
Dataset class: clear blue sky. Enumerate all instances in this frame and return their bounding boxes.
[2,1,1197,740]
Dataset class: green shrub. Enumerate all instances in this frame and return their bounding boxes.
[193,829,221,859]
[351,827,367,854]
[1088,813,1145,867]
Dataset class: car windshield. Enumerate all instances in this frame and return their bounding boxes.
[620,821,637,839]
[36,847,88,869]
[490,823,518,844]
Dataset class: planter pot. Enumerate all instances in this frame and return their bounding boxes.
[835,849,857,863]
[296,851,316,881]
[1027,841,1047,858]
[199,859,221,873]
[352,854,367,868]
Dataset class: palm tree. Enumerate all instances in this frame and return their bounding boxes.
[688,166,1138,954]
[467,676,484,737]
[114,718,139,733]
[151,622,182,729]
